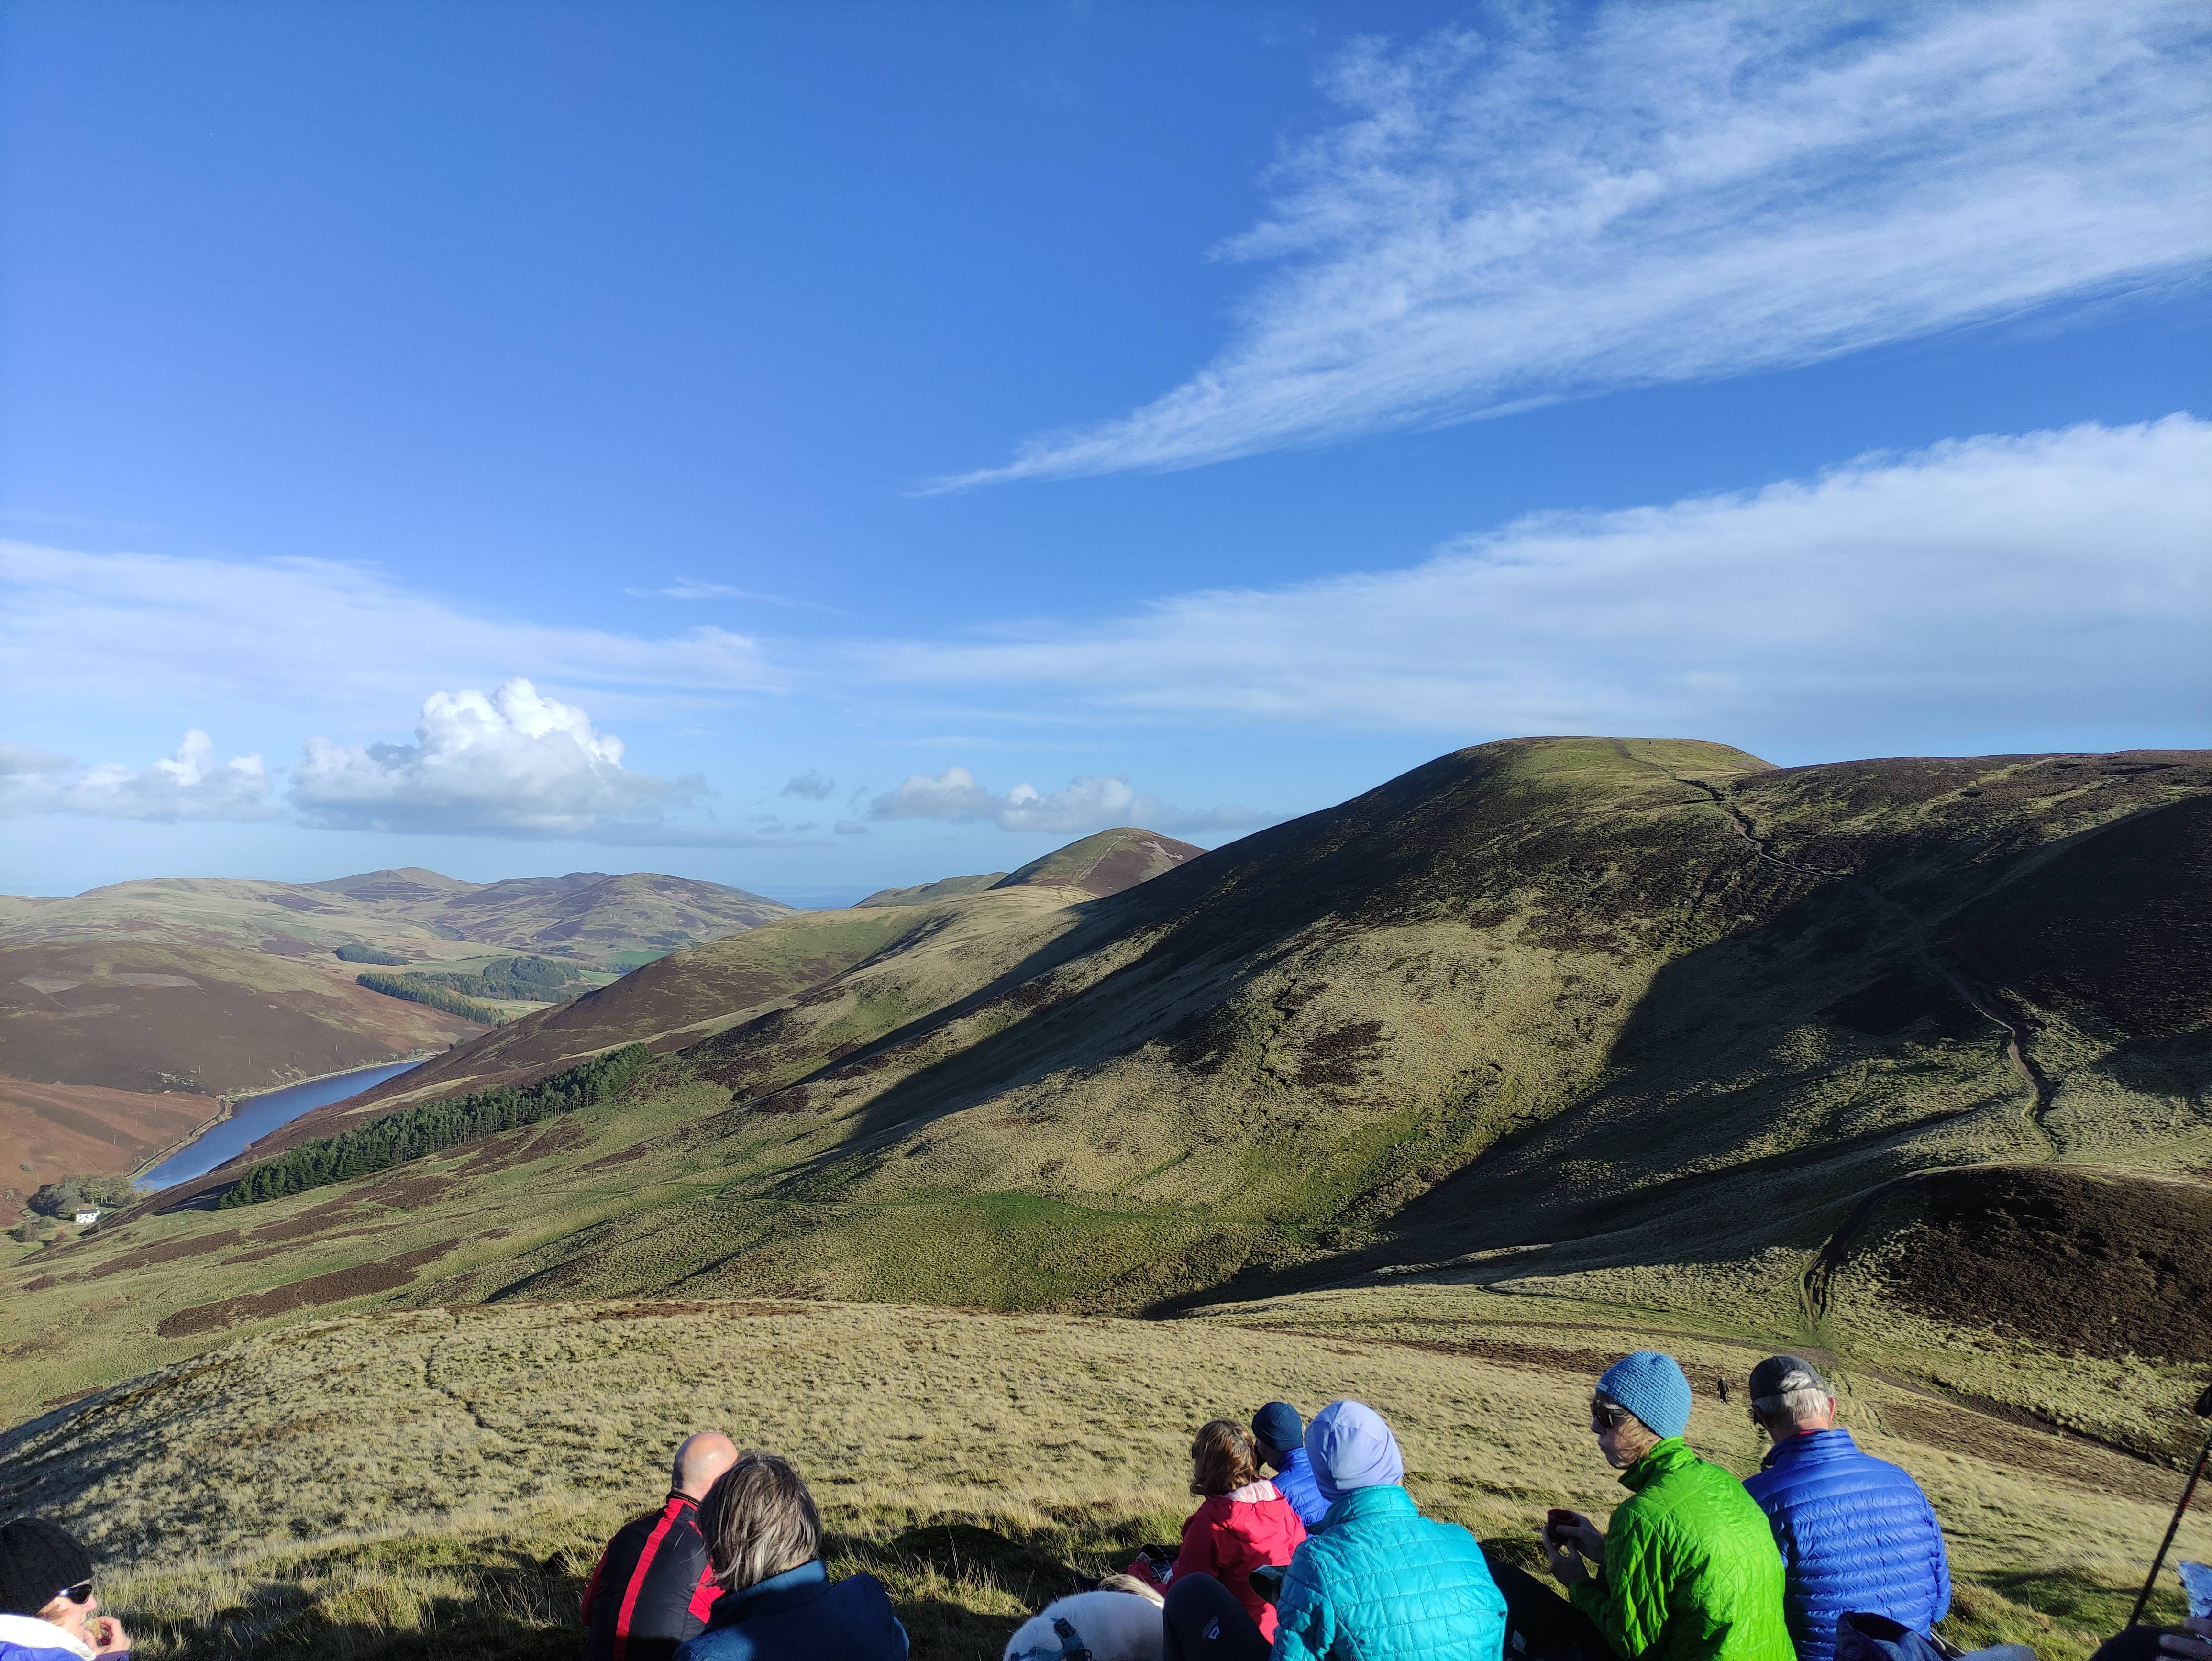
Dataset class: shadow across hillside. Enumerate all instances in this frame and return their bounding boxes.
[1153,784,2212,1322]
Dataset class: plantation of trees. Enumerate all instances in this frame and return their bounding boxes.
[352,955,587,1022]
[215,1044,655,1207]
[334,943,409,965]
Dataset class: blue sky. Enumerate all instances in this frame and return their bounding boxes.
[3,0,2208,904]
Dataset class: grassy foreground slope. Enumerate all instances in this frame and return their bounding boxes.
[0,1299,2200,1661]
[4,741,2207,1447]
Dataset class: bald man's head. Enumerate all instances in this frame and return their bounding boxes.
[674,1433,739,1500]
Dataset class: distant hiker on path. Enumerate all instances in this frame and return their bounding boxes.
[1541,1351,1792,1661]
[1161,1398,1506,1661]
[1251,1402,1329,1528]
[0,1519,129,1661]
[673,1450,907,1661]
[1135,1419,1305,1644]
[584,1432,738,1661]
[1741,1356,1949,1661]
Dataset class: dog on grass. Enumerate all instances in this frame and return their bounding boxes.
[1001,1585,1163,1661]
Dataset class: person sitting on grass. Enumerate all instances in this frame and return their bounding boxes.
[673,1450,907,1661]
[1251,1402,1329,1529]
[1543,1352,1792,1661]
[1741,1356,1949,1661]
[1160,1398,1506,1661]
[1133,1420,1305,1644]
[584,1432,738,1661]
[0,1519,130,1661]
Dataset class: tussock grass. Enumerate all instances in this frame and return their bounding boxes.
[10,1298,2204,1661]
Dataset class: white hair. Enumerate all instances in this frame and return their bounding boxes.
[1756,1385,1833,1427]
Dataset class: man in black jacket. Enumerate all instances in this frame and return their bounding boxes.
[584,1433,739,1661]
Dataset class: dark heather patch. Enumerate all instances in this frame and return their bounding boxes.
[83,1230,243,1280]
[1825,968,1987,1040]
[1294,1019,1387,1089]
[155,1240,463,1338]
[1851,1167,2212,1363]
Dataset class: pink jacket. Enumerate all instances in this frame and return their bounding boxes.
[1173,1479,1308,1641]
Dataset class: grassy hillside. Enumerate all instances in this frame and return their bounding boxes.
[1,1298,2199,1661]
[6,739,2208,1481]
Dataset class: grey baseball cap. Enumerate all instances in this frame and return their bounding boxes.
[1748,1354,1830,1406]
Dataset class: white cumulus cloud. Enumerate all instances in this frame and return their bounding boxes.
[869,766,1258,836]
[291,678,707,838]
[0,731,275,821]
[941,1,2212,486]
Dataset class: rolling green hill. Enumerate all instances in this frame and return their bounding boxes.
[6,738,2208,1466]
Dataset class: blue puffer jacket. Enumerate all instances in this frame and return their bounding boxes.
[1742,1430,1949,1661]
[1271,1446,1331,1529]
[0,1614,92,1661]
[672,1561,907,1661]
[1274,1483,1507,1661]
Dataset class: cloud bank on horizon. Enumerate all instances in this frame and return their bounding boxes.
[8,416,2203,848]
[869,766,1261,836]
[938,1,2212,488]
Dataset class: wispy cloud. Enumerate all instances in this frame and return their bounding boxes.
[938,1,2212,487]
[880,417,2212,746]
[780,769,836,800]
[1,543,783,720]
[870,765,1259,836]
[627,577,844,614]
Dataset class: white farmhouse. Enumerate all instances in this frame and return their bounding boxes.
[74,1208,101,1226]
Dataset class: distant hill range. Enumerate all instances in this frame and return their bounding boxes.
[0,867,793,1213]
[0,866,790,961]
[6,747,2208,1465]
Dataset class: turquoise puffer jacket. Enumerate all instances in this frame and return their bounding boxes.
[1273,1483,1507,1661]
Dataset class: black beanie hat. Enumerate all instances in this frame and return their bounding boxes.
[0,1518,92,1617]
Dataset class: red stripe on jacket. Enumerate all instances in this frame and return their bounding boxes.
[613,1497,688,1661]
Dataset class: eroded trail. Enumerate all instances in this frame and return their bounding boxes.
[1651,760,2061,1155]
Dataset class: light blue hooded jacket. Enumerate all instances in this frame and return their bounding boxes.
[1272,1401,1508,1661]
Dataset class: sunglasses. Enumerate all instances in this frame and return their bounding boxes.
[1588,1399,1631,1431]
[56,1581,94,1606]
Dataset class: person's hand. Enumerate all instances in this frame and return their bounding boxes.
[1543,1510,1601,1584]
[1561,1520,1605,1568]
[1545,1530,1589,1585]
[85,1616,129,1654]
[2157,1616,2212,1661]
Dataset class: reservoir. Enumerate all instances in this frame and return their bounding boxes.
[139,1060,423,1189]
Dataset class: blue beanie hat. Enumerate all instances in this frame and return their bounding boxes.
[1597,1351,1692,1440]
[1304,1399,1405,1504]
[1252,1401,1304,1458]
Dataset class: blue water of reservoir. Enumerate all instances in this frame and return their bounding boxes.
[139,1061,423,1189]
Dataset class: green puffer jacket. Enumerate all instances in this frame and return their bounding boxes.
[1568,1439,1792,1661]
[1274,1483,1507,1661]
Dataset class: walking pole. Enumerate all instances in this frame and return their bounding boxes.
[2129,1383,2212,1628]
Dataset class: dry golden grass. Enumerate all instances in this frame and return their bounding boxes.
[6,1296,2201,1661]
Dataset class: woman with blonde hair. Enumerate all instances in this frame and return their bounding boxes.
[1135,1418,1305,1650]
[673,1451,907,1661]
